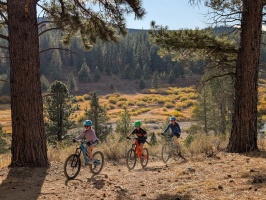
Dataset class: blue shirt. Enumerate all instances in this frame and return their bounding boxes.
[163,122,181,135]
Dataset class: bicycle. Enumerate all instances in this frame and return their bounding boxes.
[161,133,186,163]
[126,138,149,170]
[64,140,104,180]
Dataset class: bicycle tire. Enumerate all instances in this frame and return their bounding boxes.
[64,154,81,180]
[140,148,149,168]
[90,151,104,175]
[161,143,171,164]
[126,148,137,170]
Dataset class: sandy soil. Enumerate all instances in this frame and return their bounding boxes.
[1,152,266,200]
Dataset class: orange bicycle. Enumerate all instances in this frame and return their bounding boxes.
[126,138,149,170]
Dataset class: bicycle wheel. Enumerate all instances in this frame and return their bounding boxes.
[64,154,81,180]
[126,148,137,170]
[161,143,171,164]
[140,148,149,168]
[90,151,104,175]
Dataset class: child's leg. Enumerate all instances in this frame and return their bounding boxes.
[88,145,94,160]
[140,143,144,154]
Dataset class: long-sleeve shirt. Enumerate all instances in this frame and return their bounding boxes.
[163,122,181,135]
[131,127,147,138]
[75,129,98,142]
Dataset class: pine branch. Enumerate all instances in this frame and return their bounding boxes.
[39,47,77,55]
[0,10,7,24]
[0,33,8,41]
[0,79,9,83]
[0,45,8,50]
[38,27,61,36]
[0,1,7,6]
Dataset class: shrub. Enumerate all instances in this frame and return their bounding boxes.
[180,96,189,102]
[75,95,85,102]
[83,94,91,100]
[108,97,117,104]
[164,102,175,108]
[101,134,128,160]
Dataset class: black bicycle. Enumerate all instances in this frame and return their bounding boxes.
[161,133,186,163]
[64,140,104,180]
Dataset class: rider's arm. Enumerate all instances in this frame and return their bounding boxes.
[162,124,170,134]
[75,131,85,141]
[127,129,135,138]
[176,123,181,134]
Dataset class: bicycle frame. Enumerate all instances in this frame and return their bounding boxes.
[133,140,142,158]
[75,142,90,163]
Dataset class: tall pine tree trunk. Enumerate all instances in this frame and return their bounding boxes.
[228,0,263,152]
[7,0,49,166]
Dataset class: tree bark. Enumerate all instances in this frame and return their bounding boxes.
[7,0,49,166]
[228,0,263,152]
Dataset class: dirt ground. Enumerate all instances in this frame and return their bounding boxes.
[1,152,266,200]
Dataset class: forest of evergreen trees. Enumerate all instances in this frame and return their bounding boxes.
[1,26,266,95]
[0,29,206,95]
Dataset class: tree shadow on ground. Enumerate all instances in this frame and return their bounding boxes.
[0,167,48,200]
[115,193,192,200]
[244,150,266,159]
[153,193,192,200]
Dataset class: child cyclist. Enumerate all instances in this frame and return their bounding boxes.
[127,120,147,157]
[161,116,181,147]
[73,120,99,164]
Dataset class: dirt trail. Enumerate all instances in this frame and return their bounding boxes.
[1,152,266,200]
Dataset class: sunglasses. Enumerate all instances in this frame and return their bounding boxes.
[84,126,91,128]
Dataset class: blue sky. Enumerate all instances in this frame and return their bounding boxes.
[126,1,210,30]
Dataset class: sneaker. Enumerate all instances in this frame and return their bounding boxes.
[85,159,93,165]
[93,159,100,165]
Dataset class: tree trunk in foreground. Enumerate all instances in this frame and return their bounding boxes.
[7,0,49,167]
[228,0,263,152]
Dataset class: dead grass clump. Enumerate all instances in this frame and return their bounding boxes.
[101,134,128,160]
[47,142,76,162]
[0,154,11,167]
[187,133,227,156]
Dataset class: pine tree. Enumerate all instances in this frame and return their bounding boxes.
[5,0,145,167]
[85,92,112,141]
[0,72,10,95]
[150,132,158,146]
[116,107,131,140]
[67,72,78,92]
[44,81,76,143]
[151,71,160,89]
[40,75,50,92]
[139,76,146,89]
[93,66,101,82]
[50,49,63,80]
[78,62,91,83]
[168,70,176,84]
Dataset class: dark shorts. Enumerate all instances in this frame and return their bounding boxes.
[86,141,98,147]
[137,138,146,144]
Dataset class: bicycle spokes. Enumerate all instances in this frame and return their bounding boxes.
[90,151,104,175]
[140,148,149,168]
